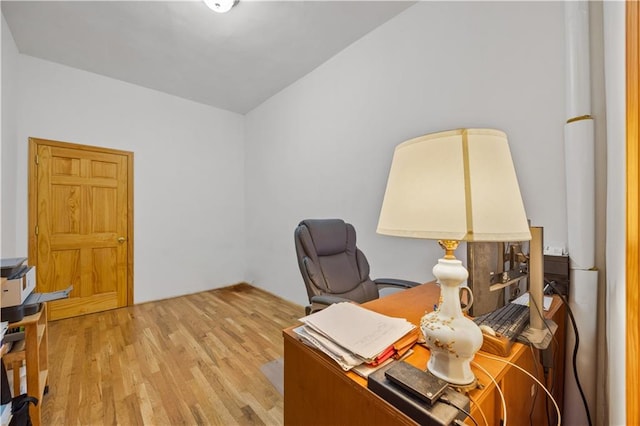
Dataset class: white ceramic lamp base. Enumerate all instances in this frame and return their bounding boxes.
[421,257,483,386]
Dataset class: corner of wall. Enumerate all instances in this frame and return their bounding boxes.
[1,11,21,258]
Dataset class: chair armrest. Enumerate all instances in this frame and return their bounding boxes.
[306,295,354,314]
[310,294,353,306]
[374,278,421,289]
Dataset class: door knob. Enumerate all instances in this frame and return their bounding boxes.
[117,237,126,244]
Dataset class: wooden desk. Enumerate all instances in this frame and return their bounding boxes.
[283,284,565,425]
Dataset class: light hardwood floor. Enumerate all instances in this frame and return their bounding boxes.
[41,283,304,425]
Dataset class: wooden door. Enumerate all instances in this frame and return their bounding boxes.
[28,138,133,320]
[627,1,639,423]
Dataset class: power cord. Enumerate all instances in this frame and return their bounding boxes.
[476,352,561,426]
[543,335,559,426]
[546,279,593,426]
[439,394,479,426]
[471,361,507,426]
[468,395,489,426]
[530,289,560,425]
[522,293,559,426]
[527,342,539,425]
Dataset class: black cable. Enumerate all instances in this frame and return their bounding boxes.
[527,342,539,425]
[548,343,560,426]
[542,332,559,426]
[519,294,558,425]
[542,313,560,426]
[523,292,556,426]
[545,367,552,426]
[548,334,560,426]
[439,395,479,426]
[543,337,557,426]
[546,279,593,426]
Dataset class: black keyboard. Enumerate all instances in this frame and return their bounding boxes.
[473,303,529,340]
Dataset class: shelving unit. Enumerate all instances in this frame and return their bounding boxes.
[2,303,49,426]
[0,342,11,426]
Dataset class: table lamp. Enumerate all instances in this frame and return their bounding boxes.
[377,128,531,386]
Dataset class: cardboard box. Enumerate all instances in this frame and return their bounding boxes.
[1,267,35,308]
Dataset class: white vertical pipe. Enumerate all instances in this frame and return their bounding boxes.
[564,118,595,269]
[564,269,598,426]
[563,2,597,425]
[565,1,591,118]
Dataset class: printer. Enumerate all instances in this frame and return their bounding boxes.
[1,258,72,322]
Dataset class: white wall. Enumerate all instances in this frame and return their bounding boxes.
[245,1,567,306]
[1,14,20,257]
[3,2,574,310]
[2,1,619,420]
[4,37,246,303]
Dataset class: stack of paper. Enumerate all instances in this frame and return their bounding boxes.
[0,322,7,348]
[294,302,416,371]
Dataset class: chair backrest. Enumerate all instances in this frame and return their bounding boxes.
[294,219,379,304]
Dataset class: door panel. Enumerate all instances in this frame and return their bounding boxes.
[627,2,640,423]
[29,139,133,320]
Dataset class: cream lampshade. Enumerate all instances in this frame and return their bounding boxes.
[377,128,531,386]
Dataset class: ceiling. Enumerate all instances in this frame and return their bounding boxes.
[1,1,415,114]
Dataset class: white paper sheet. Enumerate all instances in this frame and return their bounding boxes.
[300,302,415,360]
[293,326,364,371]
[511,292,552,311]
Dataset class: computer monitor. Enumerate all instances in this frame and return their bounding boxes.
[467,226,557,349]
[466,240,529,317]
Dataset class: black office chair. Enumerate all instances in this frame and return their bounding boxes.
[294,219,420,314]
